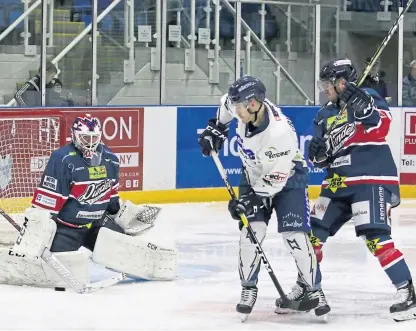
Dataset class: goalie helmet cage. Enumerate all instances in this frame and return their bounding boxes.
[0,109,67,246]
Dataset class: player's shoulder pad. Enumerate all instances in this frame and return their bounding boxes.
[361,87,389,110]
[315,102,338,122]
[101,144,120,165]
[54,143,78,164]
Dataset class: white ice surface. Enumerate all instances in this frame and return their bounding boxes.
[1,200,416,330]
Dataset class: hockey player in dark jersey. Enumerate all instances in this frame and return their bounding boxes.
[6,114,177,287]
[308,58,416,321]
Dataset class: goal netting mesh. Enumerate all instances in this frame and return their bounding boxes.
[0,111,63,245]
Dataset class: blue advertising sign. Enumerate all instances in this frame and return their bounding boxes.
[176,106,326,189]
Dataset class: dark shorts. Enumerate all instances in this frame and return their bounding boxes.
[50,216,124,252]
[239,172,311,233]
[310,184,392,238]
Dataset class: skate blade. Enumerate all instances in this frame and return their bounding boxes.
[274,307,302,315]
[393,306,416,322]
[239,313,249,322]
[315,312,330,323]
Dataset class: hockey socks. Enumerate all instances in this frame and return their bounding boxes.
[365,233,412,287]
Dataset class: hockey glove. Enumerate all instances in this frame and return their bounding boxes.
[338,82,374,120]
[198,118,229,156]
[228,192,263,220]
[308,137,328,164]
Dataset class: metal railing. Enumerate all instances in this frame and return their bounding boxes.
[0,0,408,107]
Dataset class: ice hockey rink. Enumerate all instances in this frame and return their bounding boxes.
[0,200,415,331]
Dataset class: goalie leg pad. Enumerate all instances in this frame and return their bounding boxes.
[239,221,267,287]
[13,209,57,258]
[282,231,321,290]
[92,228,178,280]
[0,248,89,288]
[114,201,162,236]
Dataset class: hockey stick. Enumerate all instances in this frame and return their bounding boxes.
[323,0,414,144]
[0,208,123,293]
[210,151,319,312]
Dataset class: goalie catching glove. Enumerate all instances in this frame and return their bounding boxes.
[112,200,162,236]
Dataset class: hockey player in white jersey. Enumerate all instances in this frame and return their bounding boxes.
[198,76,330,319]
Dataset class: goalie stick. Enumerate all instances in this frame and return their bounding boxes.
[0,207,124,293]
[210,151,319,312]
[323,0,414,144]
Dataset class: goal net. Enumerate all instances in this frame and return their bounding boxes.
[0,110,65,245]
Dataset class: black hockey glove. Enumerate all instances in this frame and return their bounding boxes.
[228,192,263,220]
[308,137,328,163]
[338,82,374,120]
[198,118,229,156]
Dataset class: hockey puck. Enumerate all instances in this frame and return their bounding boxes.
[54,287,66,292]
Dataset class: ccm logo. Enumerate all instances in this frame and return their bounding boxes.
[147,243,157,250]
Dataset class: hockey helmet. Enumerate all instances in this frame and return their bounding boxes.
[70,114,102,162]
[228,75,266,106]
[318,58,357,91]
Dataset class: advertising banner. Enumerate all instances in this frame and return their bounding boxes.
[62,108,144,191]
[400,109,416,184]
[176,106,242,188]
[176,106,326,189]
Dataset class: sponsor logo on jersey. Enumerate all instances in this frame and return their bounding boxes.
[78,179,112,205]
[326,112,348,129]
[88,166,107,179]
[330,155,351,168]
[236,134,255,160]
[328,123,356,155]
[325,173,347,193]
[366,238,382,255]
[0,154,12,190]
[76,210,105,219]
[35,193,57,208]
[42,176,57,191]
[264,147,290,161]
[263,172,287,184]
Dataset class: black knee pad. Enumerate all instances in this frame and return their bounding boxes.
[356,227,391,238]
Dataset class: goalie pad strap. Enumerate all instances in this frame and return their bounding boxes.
[92,228,178,280]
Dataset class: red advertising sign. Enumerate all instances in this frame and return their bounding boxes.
[0,108,144,202]
[401,110,416,184]
[62,108,144,191]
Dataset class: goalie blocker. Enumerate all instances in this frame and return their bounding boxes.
[0,201,178,288]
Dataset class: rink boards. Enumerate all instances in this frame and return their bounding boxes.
[1,106,415,205]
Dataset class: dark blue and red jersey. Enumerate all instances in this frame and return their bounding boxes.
[311,87,400,204]
[31,143,120,226]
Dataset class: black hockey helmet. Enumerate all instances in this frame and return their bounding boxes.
[318,58,357,91]
[228,75,266,105]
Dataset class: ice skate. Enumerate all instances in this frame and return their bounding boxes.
[236,286,258,322]
[391,280,416,322]
[275,282,330,318]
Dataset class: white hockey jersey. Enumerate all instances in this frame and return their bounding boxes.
[217,94,308,197]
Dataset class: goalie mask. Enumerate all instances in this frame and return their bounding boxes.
[71,114,103,166]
